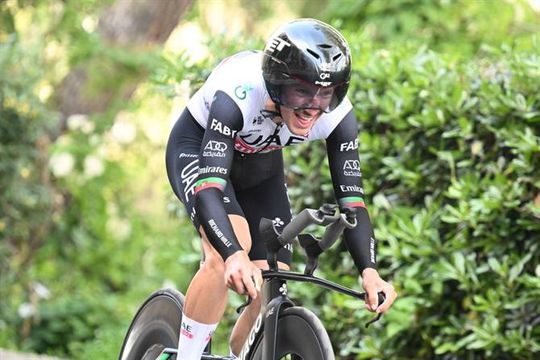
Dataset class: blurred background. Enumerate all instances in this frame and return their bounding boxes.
[1,0,539,359]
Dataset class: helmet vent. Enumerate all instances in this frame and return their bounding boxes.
[306,48,320,59]
[318,44,332,49]
[332,53,343,61]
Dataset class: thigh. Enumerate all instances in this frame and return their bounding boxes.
[235,173,293,265]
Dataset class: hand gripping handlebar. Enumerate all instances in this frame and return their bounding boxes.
[253,204,386,328]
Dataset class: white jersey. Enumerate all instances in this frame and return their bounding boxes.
[186,51,353,154]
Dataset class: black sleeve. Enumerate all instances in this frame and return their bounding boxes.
[326,110,377,272]
[194,90,243,261]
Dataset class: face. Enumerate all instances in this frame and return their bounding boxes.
[280,83,334,136]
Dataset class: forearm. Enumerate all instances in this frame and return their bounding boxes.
[195,188,243,260]
[342,207,377,272]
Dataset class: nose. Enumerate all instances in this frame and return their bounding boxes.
[306,95,321,108]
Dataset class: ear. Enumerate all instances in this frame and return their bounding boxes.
[265,98,278,112]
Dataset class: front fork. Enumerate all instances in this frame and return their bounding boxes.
[261,278,294,360]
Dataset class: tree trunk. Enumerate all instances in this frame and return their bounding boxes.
[55,0,192,130]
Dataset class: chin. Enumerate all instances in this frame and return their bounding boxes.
[289,126,311,136]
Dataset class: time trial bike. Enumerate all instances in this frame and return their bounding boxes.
[118,204,385,360]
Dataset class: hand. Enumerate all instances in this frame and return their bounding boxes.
[360,268,397,314]
[224,251,262,300]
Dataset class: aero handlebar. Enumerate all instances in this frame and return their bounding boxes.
[277,204,357,248]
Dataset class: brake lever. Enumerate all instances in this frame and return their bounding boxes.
[365,313,383,328]
[236,296,252,314]
[364,292,385,328]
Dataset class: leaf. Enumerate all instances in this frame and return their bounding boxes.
[454,252,466,275]
[508,252,533,283]
[467,338,491,349]
[434,342,457,354]
[454,333,477,350]
[488,257,502,274]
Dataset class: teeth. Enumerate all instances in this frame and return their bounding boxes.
[295,112,311,121]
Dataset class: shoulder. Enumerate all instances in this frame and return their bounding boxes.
[308,97,354,139]
[205,51,267,119]
[187,51,267,128]
[207,51,265,98]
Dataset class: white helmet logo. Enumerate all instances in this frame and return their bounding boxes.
[265,37,291,53]
[320,73,330,80]
[315,80,332,87]
[320,63,332,71]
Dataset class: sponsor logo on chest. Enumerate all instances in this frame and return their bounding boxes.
[234,132,305,153]
[234,84,253,100]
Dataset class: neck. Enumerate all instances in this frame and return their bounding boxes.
[264,99,282,123]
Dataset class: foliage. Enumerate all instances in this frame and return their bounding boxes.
[1,1,196,358]
[323,0,540,57]
[286,42,540,359]
[1,0,540,359]
[0,34,57,348]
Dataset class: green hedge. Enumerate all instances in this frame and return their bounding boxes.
[286,42,540,359]
[155,37,540,359]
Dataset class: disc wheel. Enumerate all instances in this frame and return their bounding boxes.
[118,288,184,360]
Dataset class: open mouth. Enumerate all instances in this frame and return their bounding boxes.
[294,109,320,128]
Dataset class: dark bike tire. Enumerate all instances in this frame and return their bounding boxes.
[118,288,184,360]
[249,306,335,360]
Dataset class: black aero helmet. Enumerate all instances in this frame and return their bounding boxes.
[262,18,351,112]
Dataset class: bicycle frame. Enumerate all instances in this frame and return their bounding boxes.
[154,204,383,360]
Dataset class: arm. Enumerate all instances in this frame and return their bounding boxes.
[326,110,396,313]
[194,90,243,260]
[194,90,261,299]
[326,110,376,272]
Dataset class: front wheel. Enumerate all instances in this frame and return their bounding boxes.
[250,307,335,360]
[118,288,184,360]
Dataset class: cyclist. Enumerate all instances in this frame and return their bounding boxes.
[165,18,397,359]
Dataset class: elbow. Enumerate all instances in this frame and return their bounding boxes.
[194,187,223,220]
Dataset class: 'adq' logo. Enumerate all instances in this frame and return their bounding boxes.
[205,141,227,152]
[343,160,360,170]
[343,160,361,177]
[203,141,227,158]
